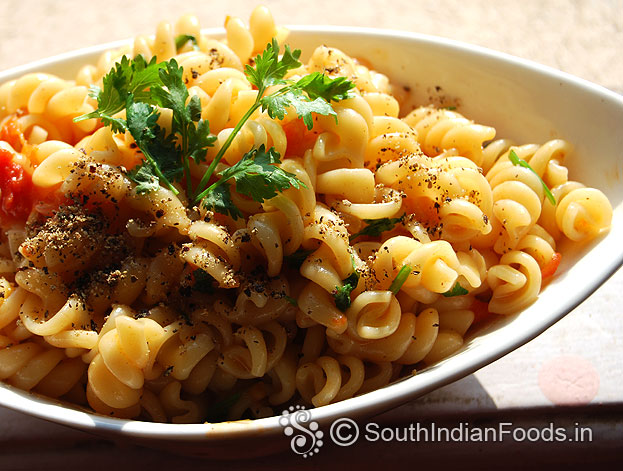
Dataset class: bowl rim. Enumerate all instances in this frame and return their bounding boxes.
[0,24,622,442]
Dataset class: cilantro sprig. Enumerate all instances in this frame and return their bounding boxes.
[175,34,199,51]
[508,149,556,205]
[125,99,182,193]
[75,57,215,195]
[150,60,216,195]
[350,215,404,241]
[202,145,304,219]
[333,257,360,311]
[192,268,215,294]
[192,39,355,205]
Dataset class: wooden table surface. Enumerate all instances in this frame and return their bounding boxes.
[1,0,622,468]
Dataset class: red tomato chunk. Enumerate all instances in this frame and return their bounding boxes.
[0,148,33,222]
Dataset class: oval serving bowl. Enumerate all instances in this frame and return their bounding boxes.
[0,26,622,458]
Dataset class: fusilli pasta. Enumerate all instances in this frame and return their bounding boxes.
[0,6,612,423]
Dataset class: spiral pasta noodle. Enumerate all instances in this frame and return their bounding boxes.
[0,6,613,423]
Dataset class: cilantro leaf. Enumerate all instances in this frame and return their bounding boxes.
[259,73,355,131]
[509,149,556,205]
[220,145,304,199]
[76,56,216,197]
[175,34,198,51]
[262,89,336,130]
[151,60,189,123]
[187,118,214,164]
[258,91,294,122]
[245,39,302,92]
[192,268,215,294]
[203,182,243,220]
[389,265,412,295]
[246,41,352,131]
[74,55,163,130]
[203,145,304,219]
[125,99,183,193]
[127,161,160,194]
[350,215,404,241]
[294,72,355,102]
[125,100,159,143]
[188,94,202,122]
[442,282,469,297]
[283,248,315,269]
[333,257,359,311]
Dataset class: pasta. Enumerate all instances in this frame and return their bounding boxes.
[0,6,613,423]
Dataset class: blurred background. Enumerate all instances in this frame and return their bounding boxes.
[0,0,622,468]
[1,0,622,93]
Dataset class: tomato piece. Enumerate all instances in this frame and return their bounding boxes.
[541,252,562,280]
[0,148,34,222]
[283,119,318,158]
[0,116,25,152]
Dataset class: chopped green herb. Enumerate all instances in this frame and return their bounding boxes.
[283,248,315,269]
[333,257,359,311]
[284,295,298,306]
[333,284,355,311]
[192,268,215,294]
[442,282,469,297]
[174,34,198,51]
[508,149,556,205]
[389,265,411,295]
[349,215,404,241]
[443,106,457,111]
[245,39,302,91]
[205,392,242,423]
[126,160,161,194]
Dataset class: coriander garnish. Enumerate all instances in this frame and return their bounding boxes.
[75,39,355,218]
[389,265,411,295]
[349,215,404,241]
[508,149,556,205]
[333,257,359,311]
[442,281,468,297]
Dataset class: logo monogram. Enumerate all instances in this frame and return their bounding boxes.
[279,405,324,457]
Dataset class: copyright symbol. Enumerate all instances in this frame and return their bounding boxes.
[329,418,359,447]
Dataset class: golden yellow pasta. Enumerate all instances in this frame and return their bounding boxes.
[0,6,613,422]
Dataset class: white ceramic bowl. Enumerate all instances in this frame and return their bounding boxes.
[0,26,622,458]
